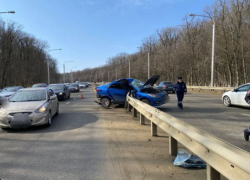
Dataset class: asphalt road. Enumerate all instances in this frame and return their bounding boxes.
[159,92,250,152]
[0,88,118,180]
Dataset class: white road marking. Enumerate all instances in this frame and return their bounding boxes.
[66,102,70,105]
[242,113,250,117]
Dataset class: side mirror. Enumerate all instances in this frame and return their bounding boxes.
[233,89,238,92]
[49,96,56,100]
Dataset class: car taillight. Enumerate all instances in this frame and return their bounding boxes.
[96,89,102,92]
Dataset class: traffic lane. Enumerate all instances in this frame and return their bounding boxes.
[0,88,118,180]
[159,93,250,152]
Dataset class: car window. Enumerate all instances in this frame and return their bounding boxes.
[9,90,46,102]
[110,83,124,89]
[237,85,250,92]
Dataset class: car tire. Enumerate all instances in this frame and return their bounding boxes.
[55,104,59,116]
[172,91,175,94]
[223,96,231,107]
[46,112,52,127]
[1,127,9,131]
[141,99,151,105]
[63,94,66,101]
[101,97,111,108]
[244,134,249,141]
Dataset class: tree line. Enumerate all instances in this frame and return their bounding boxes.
[0,19,60,88]
[71,0,250,87]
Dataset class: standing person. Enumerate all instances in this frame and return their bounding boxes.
[174,77,187,109]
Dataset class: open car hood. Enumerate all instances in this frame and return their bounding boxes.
[140,75,160,90]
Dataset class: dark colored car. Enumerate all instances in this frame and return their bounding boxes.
[96,75,169,108]
[49,84,70,101]
[157,81,175,93]
[32,83,47,88]
[69,83,80,92]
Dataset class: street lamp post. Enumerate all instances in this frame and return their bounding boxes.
[47,48,61,85]
[189,13,215,87]
[128,59,131,78]
[70,67,77,83]
[63,61,73,83]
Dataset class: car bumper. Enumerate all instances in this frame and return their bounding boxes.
[70,89,79,92]
[151,95,170,106]
[55,93,65,99]
[0,111,49,129]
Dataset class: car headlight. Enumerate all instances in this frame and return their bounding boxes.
[35,106,47,113]
[59,92,63,95]
[0,108,8,115]
[148,94,160,98]
[75,88,78,89]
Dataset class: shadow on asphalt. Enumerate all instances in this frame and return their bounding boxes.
[4,113,98,134]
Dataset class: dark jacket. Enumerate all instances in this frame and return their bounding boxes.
[174,81,187,93]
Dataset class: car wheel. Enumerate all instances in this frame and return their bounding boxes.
[101,97,111,108]
[244,134,249,141]
[55,104,59,116]
[141,99,151,105]
[46,112,52,127]
[223,96,231,107]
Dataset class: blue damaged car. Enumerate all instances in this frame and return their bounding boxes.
[95,75,169,108]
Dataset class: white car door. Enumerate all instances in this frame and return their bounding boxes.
[232,85,250,105]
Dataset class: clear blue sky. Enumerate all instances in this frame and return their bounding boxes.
[1,0,215,73]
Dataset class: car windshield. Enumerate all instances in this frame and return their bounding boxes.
[9,90,47,102]
[131,79,152,90]
[32,84,46,87]
[1,87,17,92]
[70,84,78,87]
[49,85,64,90]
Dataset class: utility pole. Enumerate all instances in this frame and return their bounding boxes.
[148,51,150,79]
[116,68,118,80]
[129,59,131,78]
[108,71,109,82]
[63,64,65,83]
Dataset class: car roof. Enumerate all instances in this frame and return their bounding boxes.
[20,88,47,91]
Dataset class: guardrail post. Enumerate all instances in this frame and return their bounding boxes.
[140,113,145,125]
[207,164,220,180]
[169,136,177,156]
[133,108,137,117]
[151,122,157,136]
[128,104,132,112]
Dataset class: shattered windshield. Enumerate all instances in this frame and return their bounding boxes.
[131,79,152,90]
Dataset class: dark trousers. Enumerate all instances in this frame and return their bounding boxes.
[176,91,184,108]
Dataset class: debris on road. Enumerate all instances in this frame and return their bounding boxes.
[173,149,206,169]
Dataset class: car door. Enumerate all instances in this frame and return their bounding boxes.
[108,82,127,103]
[238,85,250,106]
[231,85,250,105]
[49,89,57,115]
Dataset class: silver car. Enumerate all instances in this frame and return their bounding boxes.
[0,88,59,130]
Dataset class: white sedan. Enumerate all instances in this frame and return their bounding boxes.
[222,83,250,107]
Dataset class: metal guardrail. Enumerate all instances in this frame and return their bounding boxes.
[126,95,250,180]
[187,86,234,92]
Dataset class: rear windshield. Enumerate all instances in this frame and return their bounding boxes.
[32,84,46,87]
[9,90,47,102]
[70,84,78,87]
[49,85,64,90]
[1,87,17,92]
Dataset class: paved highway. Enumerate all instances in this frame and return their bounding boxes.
[0,89,119,180]
[159,92,250,152]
